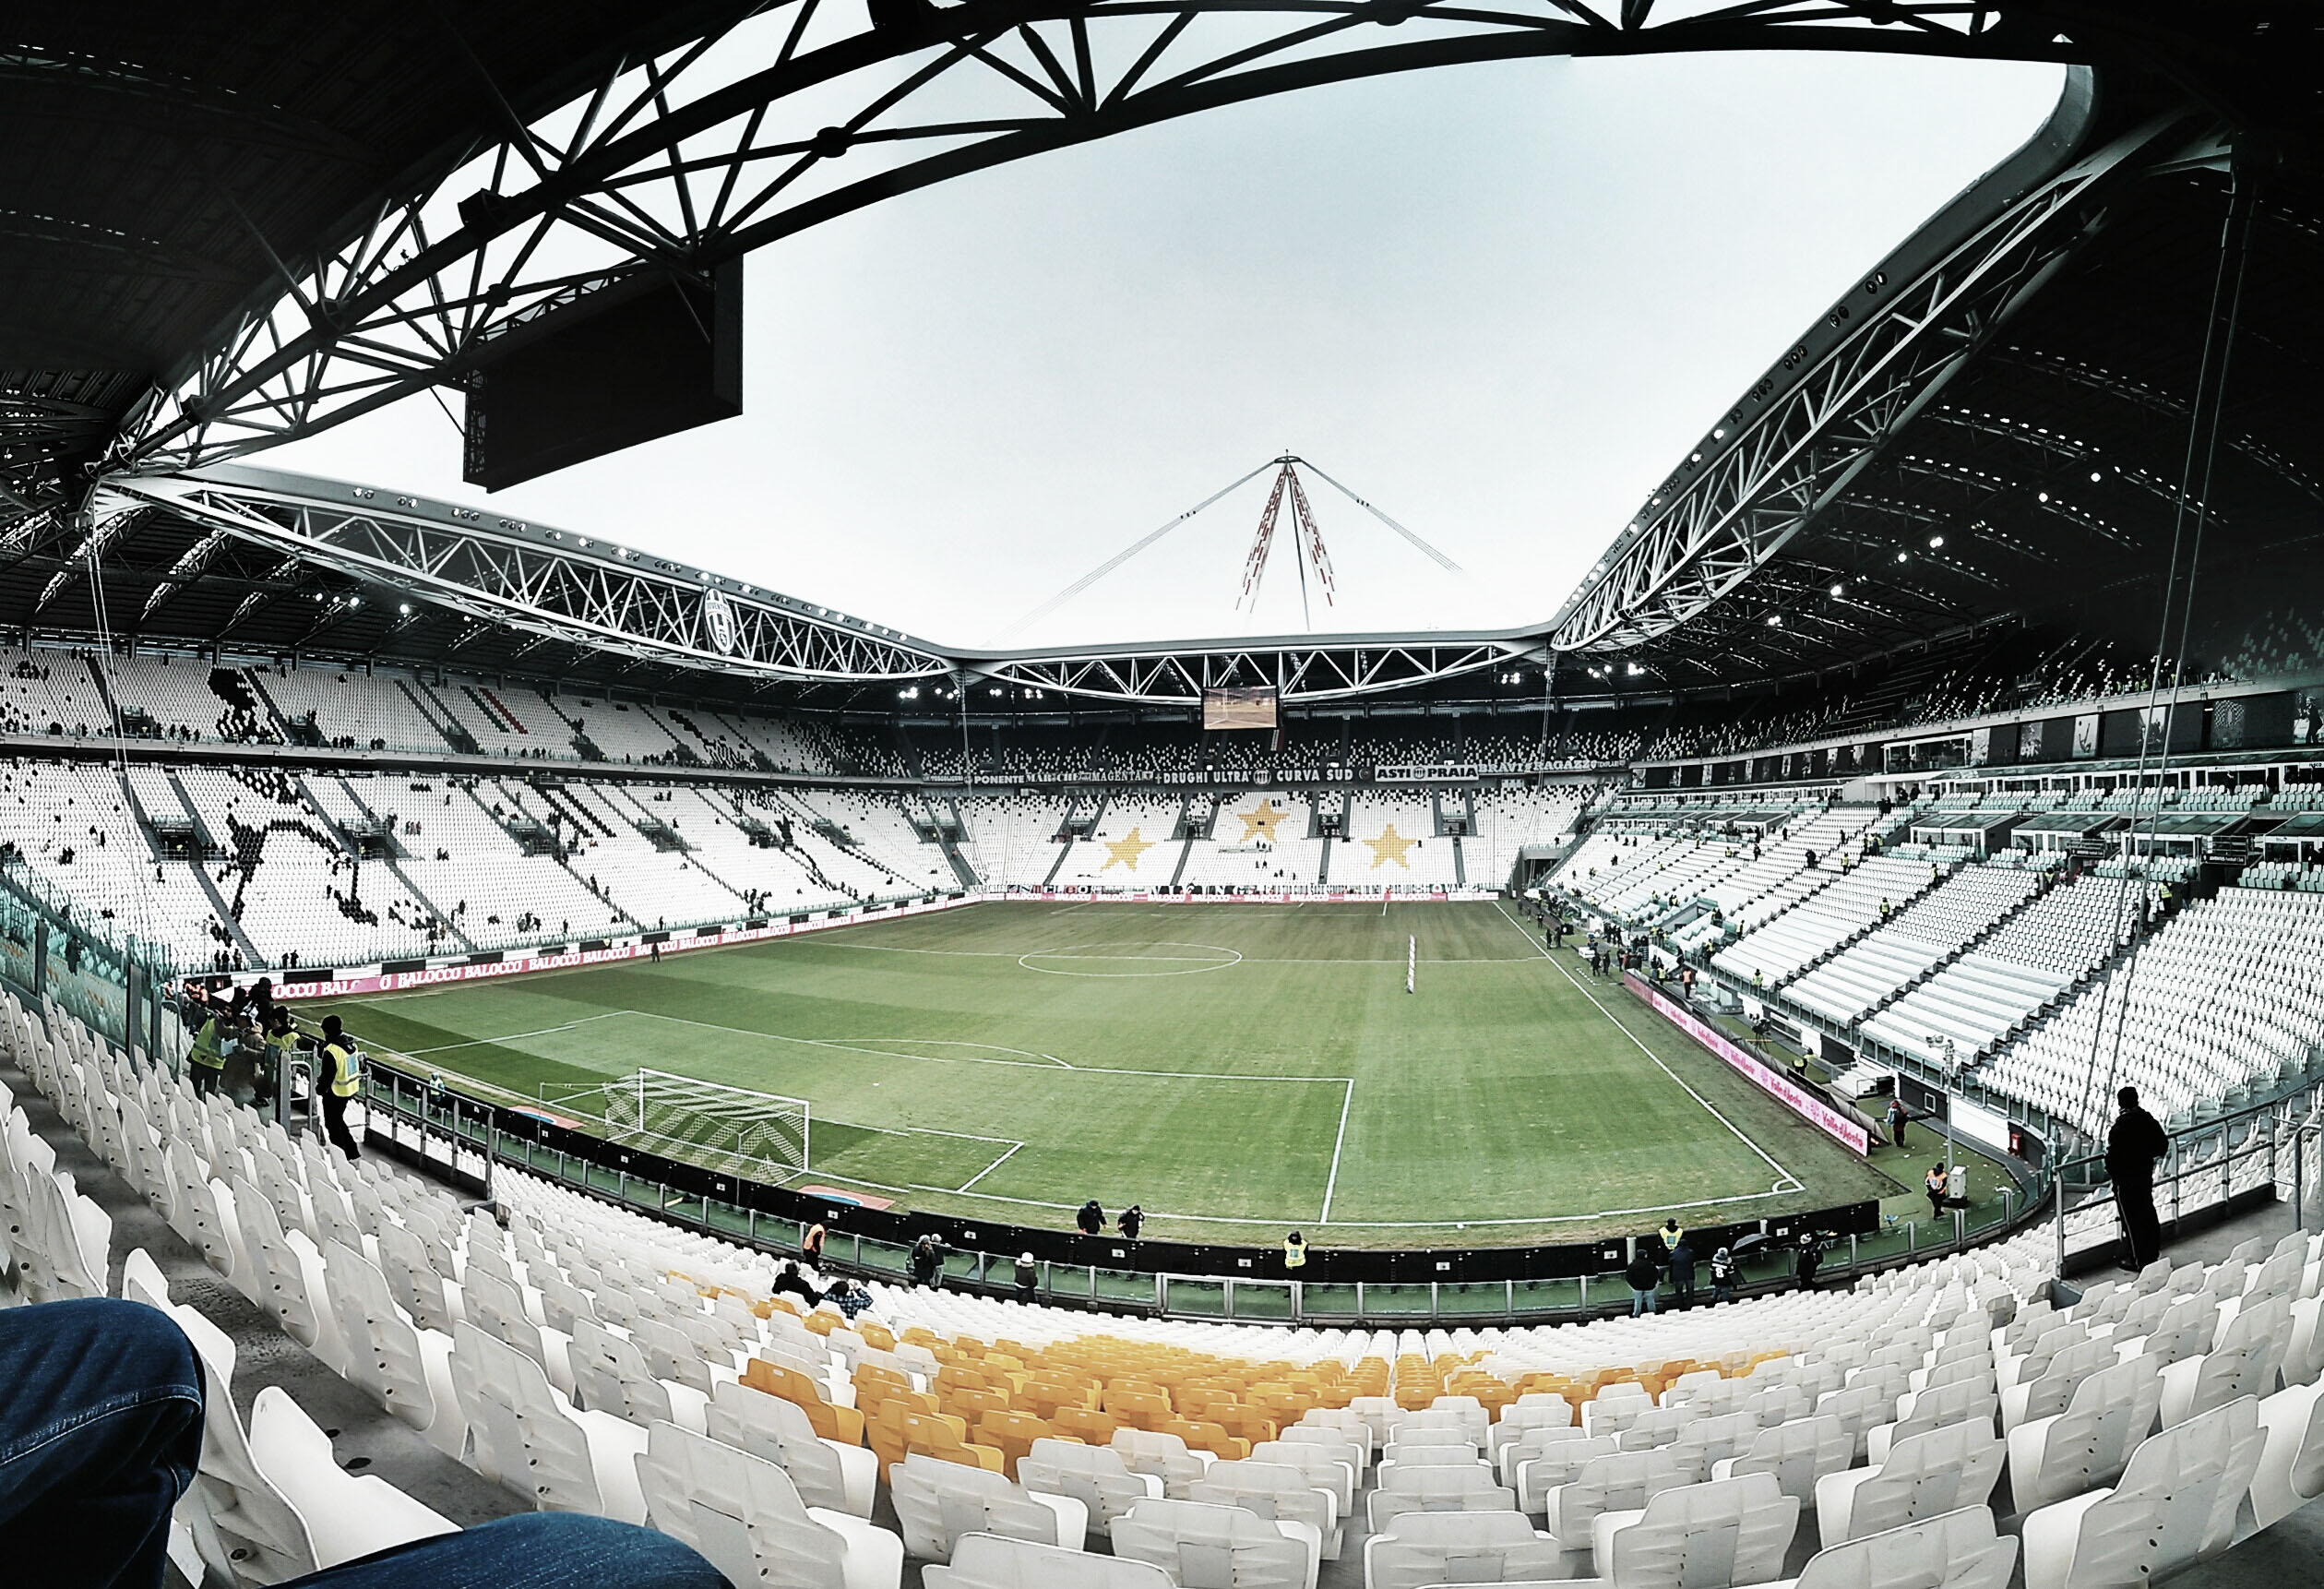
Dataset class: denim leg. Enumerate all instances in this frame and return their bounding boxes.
[0,1297,206,1589]
[286,1513,729,1589]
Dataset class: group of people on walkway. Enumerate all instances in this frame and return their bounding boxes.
[1623,1218,1743,1314]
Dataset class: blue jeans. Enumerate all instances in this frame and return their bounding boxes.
[1631,1286,1657,1317]
[0,1299,727,1589]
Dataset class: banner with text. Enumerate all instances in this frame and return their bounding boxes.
[1624,972,1870,1155]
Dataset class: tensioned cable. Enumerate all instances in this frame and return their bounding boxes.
[78,506,167,978]
[999,460,1279,640]
[2068,168,2257,1150]
[1294,460,1464,575]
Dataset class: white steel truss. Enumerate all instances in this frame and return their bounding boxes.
[100,469,951,684]
[966,634,1539,704]
[1546,93,2216,655]
[101,1,2076,478]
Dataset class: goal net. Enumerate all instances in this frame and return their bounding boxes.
[594,1069,809,1182]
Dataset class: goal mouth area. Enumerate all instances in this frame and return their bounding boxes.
[544,1068,809,1182]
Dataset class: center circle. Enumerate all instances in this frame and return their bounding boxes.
[1017,940,1245,977]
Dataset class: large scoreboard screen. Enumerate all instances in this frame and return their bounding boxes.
[1202,687,1278,731]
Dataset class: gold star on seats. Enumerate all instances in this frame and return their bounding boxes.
[1103,827,1155,871]
[1235,803,1285,843]
[1366,825,1416,868]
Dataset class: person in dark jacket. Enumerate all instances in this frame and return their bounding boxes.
[1117,1204,1144,1240]
[1076,1199,1105,1236]
[1794,1231,1823,1292]
[1013,1251,1040,1302]
[1668,1232,1697,1308]
[2108,1084,2171,1269]
[770,1261,822,1308]
[908,1234,944,1289]
[1710,1246,1739,1304]
[1626,1248,1660,1316]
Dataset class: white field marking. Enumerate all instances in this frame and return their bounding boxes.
[401,1011,629,1054]
[838,1037,1075,1070]
[1318,1078,1355,1225]
[956,1140,1025,1192]
[617,1010,1347,1085]
[778,1161,1797,1228]
[1493,899,1804,1195]
[1019,941,1244,977]
[801,940,1538,964]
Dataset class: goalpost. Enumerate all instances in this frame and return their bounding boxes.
[595,1069,811,1183]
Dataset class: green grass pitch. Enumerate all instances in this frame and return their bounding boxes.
[320,900,1909,1246]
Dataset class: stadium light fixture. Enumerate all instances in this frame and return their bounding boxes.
[1897,551,1910,562]
[398,602,411,615]
[2037,490,2050,502]
[1928,534,1945,548]
[2090,471,2103,482]
[1766,614,1782,627]
[1829,582,1844,598]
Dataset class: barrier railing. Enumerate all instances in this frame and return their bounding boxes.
[350,1054,2043,1328]
[2050,1080,2324,1272]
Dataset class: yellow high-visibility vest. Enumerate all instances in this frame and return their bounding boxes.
[191,1017,226,1069]
[323,1040,362,1097]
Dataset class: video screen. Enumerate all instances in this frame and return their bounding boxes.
[1203,687,1278,730]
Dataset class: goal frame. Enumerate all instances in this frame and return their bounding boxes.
[593,1067,811,1183]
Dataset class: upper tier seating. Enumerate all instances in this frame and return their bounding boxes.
[1860,874,2139,1068]
[1784,865,2042,1028]
[1712,855,1940,990]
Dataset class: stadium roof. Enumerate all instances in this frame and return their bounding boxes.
[4,5,2320,711]
[0,3,741,522]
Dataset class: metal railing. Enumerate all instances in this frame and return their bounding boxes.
[2051,1080,2324,1271]
[355,1059,2031,1328]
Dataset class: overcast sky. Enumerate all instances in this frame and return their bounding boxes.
[268,49,2065,652]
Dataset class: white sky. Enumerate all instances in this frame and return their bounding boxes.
[267,50,2066,652]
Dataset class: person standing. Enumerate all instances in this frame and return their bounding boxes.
[802,1222,827,1265]
[1013,1251,1040,1303]
[2108,1084,2171,1269]
[1709,1246,1738,1305]
[908,1234,944,1289]
[1924,1165,1964,1222]
[1886,1095,1911,1149]
[1669,1231,1697,1308]
[1076,1199,1105,1236]
[187,992,232,1098]
[316,1014,363,1162]
[1625,1246,1660,1317]
[1281,1230,1308,1274]
[1794,1230,1823,1292]
[1117,1204,1144,1241]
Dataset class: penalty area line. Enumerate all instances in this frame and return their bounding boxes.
[1318,1078,1355,1225]
[1493,899,1803,1195]
[956,1140,1025,1193]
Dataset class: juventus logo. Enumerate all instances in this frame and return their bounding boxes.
[702,587,739,655]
